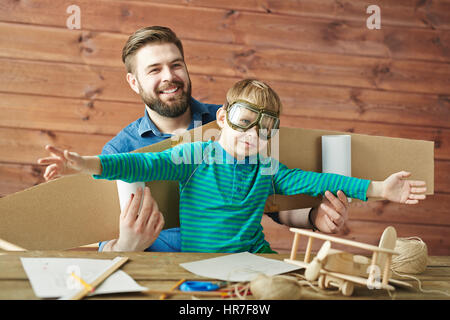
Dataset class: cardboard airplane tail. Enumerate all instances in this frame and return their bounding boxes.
[0,122,434,250]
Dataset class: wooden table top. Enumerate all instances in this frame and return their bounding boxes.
[0,250,449,300]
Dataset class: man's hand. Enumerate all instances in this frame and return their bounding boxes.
[113,186,165,252]
[310,190,349,233]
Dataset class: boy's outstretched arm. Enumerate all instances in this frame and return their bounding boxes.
[37,145,102,181]
[367,171,427,204]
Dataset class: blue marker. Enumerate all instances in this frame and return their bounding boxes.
[179,281,224,292]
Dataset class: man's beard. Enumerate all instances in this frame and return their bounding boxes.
[137,79,191,118]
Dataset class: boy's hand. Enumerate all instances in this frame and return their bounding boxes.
[37,145,85,181]
[382,171,427,204]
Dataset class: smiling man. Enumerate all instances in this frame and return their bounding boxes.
[129,43,191,118]
[100,26,351,252]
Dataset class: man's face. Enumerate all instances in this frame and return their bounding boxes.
[131,43,192,118]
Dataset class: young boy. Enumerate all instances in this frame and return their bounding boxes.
[38,79,427,253]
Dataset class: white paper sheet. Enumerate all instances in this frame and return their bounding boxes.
[179,252,301,282]
[20,257,147,298]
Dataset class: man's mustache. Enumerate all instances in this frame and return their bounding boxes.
[158,81,185,92]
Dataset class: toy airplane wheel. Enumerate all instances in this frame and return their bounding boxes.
[318,275,326,289]
[341,281,354,296]
[324,275,334,289]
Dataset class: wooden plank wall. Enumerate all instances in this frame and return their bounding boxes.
[0,0,449,255]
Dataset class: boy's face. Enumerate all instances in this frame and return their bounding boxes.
[217,107,270,159]
[127,43,192,117]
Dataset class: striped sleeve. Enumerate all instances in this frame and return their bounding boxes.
[92,142,203,183]
[272,162,371,201]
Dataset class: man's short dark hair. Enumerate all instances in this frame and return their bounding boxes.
[122,26,184,74]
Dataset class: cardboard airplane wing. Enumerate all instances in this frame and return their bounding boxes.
[0,122,434,250]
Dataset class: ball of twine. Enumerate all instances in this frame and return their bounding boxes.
[391,237,428,274]
[250,274,302,300]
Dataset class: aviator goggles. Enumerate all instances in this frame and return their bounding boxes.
[225,99,280,140]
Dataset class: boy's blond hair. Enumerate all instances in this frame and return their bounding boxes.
[225,79,282,114]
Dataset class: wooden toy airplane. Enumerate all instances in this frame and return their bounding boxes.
[284,226,412,296]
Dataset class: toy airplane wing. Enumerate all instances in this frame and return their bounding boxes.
[320,269,395,291]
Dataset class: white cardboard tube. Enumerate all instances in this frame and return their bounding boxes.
[322,135,352,201]
[321,135,351,177]
[116,180,145,212]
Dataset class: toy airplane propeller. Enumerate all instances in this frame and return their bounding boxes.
[305,240,330,281]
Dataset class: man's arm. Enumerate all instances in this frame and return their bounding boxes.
[276,208,312,228]
[271,190,350,234]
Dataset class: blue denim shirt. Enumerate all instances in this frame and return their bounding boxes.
[98,97,221,252]
[101,97,221,155]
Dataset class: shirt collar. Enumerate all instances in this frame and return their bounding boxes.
[138,97,213,137]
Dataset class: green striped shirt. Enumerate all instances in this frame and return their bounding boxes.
[94,140,370,253]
